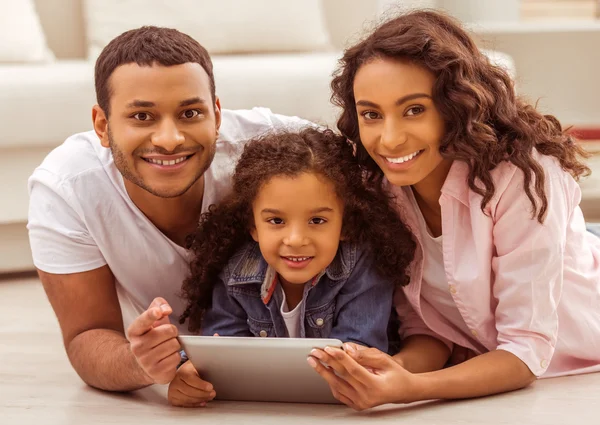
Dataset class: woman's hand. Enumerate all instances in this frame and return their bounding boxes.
[308,344,420,410]
[167,360,216,407]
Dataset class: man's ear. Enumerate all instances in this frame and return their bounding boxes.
[214,96,221,137]
[92,105,110,148]
[250,226,258,242]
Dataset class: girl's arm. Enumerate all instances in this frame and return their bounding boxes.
[327,247,395,352]
[201,279,252,337]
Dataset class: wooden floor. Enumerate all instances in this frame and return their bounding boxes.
[2,276,599,424]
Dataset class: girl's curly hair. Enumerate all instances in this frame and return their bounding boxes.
[180,127,416,333]
[332,10,590,223]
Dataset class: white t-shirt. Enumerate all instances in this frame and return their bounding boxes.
[279,286,304,338]
[409,190,486,353]
[27,107,310,333]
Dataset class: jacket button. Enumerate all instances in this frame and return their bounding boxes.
[541,359,548,369]
[315,318,324,327]
[449,285,457,294]
[471,329,478,337]
[259,330,268,337]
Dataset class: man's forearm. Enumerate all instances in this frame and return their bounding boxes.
[393,335,451,373]
[67,329,153,391]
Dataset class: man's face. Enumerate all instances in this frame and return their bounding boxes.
[100,62,220,198]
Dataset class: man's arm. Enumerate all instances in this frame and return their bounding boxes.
[39,266,180,391]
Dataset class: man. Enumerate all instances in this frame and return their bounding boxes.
[27,26,307,393]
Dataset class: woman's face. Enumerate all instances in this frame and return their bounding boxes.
[353,58,448,189]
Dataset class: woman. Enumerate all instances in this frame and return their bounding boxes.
[308,9,600,410]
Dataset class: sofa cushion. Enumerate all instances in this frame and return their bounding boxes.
[0,61,95,149]
[0,52,342,150]
[0,0,54,63]
[83,0,332,57]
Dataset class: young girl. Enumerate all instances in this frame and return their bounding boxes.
[309,10,600,409]
[167,127,415,407]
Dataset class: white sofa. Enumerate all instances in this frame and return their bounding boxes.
[0,0,548,273]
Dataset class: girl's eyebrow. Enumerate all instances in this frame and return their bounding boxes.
[260,207,334,214]
[310,207,334,214]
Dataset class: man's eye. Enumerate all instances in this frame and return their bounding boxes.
[182,109,201,119]
[133,112,151,121]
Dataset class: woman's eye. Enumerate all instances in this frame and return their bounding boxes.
[182,109,201,119]
[309,217,327,225]
[268,218,284,225]
[405,105,425,116]
[133,112,152,121]
[361,111,380,120]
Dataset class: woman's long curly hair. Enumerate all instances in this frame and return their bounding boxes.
[332,10,590,223]
[180,127,416,333]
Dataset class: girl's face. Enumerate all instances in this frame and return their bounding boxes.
[353,58,450,189]
[250,172,344,286]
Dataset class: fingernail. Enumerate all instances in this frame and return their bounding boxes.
[324,346,336,355]
[343,343,355,353]
[307,357,318,368]
[203,384,213,392]
[310,349,322,359]
[200,402,207,407]
[160,304,170,312]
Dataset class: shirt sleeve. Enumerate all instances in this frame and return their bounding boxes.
[27,169,106,274]
[260,107,318,131]
[491,165,570,376]
[394,288,454,351]
[201,279,253,337]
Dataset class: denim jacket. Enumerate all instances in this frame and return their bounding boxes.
[201,241,395,352]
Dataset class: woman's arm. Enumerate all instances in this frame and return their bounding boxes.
[309,345,535,410]
[393,334,451,373]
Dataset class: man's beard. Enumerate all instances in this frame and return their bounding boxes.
[107,125,216,199]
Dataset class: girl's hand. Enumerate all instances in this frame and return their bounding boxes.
[308,344,419,410]
[167,360,216,407]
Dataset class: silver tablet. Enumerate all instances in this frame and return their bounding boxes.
[178,336,343,404]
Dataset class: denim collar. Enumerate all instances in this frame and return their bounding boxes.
[222,241,357,289]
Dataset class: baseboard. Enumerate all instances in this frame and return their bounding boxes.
[0,222,34,274]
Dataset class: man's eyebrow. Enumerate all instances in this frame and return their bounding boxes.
[180,97,207,107]
[126,100,155,108]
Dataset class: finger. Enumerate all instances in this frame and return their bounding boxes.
[169,394,208,408]
[175,384,216,401]
[129,324,179,356]
[137,337,181,367]
[346,347,397,371]
[343,342,367,352]
[127,304,173,338]
[148,350,182,385]
[308,355,360,402]
[320,347,376,384]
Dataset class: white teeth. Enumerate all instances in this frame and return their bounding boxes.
[285,257,311,262]
[385,150,422,164]
[146,156,187,166]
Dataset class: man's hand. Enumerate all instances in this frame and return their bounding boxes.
[168,360,216,407]
[126,297,181,385]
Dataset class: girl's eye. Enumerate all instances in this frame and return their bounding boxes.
[182,109,201,119]
[268,218,284,225]
[405,105,425,116]
[133,112,152,121]
[309,217,327,225]
[361,111,381,121]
